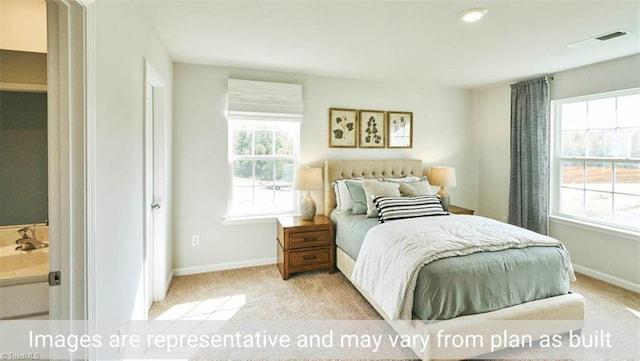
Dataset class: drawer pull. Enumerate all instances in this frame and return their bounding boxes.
[303,237,317,242]
[303,255,318,260]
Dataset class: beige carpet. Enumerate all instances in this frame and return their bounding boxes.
[149,266,638,321]
[150,266,380,321]
[149,266,639,360]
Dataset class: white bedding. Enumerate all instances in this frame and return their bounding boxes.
[351,215,575,320]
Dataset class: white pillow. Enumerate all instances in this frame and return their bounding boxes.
[332,179,361,212]
[381,176,423,183]
[362,180,401,218]
[399,180,434,197]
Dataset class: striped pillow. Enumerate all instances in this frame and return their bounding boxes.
[373,195,449,223]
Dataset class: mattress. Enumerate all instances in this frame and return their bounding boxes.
[331,210,570,320]
[331,211,378,259]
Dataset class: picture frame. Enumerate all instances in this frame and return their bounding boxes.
[387,111,413,148]
[328,108,358,148]
[358,110,386,148]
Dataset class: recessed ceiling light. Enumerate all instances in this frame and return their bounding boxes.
[460,8,488,23]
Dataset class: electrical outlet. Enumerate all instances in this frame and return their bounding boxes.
[192,235,200,246]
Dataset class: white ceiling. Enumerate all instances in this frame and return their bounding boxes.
[143,1,640,89]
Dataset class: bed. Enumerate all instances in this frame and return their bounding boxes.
[323,159,585,360]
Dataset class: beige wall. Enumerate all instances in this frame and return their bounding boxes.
[92,1,173,320]
[0,0,47,53]
[172,63,477,273]
[473,85,511,222]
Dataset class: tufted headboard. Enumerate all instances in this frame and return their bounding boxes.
[323,159,423,217]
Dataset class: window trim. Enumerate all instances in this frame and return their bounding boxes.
[548,215,640,242]
[226,120,300,219]
[550,87,640,233]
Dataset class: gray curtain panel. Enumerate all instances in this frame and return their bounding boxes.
[508,77,550,234]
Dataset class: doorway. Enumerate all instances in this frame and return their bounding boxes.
[46,1,173,321]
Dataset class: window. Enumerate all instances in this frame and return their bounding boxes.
[551,89,640,231]
[229,120,299,216]
[226,79,303,218]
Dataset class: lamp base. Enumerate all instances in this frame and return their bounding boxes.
[300,191,317,221]
[437,187,450,211]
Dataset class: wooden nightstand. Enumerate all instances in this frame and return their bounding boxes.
[448,205,475,215]
[276,215,335,280]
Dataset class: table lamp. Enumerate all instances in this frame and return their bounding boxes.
[429,166,457,211]
[294,167,323,221]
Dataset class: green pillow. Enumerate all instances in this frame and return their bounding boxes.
[345,180,368,215]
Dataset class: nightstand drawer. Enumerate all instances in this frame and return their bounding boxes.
[289,248,331,272]
[276,215,335,280]
[289,230,330,249]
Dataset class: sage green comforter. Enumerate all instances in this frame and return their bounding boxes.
[331,211,571,320]
[412,246,570,320]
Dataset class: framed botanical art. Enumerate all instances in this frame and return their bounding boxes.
[387,111,413,148]
[358,110,386,148]
[328,108,358,148]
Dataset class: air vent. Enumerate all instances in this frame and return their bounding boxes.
[566,29,630,48]
[596,30,627,41]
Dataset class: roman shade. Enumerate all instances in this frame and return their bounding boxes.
[227,79,303,122]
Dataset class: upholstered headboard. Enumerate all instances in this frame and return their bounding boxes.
[323,159,423,217]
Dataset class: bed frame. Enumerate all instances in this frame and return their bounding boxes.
[323,159,585,360]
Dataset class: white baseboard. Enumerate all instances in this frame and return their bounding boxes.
[173,257,277,277]
[573,263,640,293]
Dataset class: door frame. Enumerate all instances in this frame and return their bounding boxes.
[144,59,170,306]
[47,0,93,321]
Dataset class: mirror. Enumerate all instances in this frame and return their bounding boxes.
[0,89,48,226]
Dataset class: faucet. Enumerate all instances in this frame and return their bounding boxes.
[15,226,49,251]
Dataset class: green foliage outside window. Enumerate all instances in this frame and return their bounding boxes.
[232,123,295,180]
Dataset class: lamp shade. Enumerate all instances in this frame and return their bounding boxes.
[429,166,457,187]
[294,167,323,191]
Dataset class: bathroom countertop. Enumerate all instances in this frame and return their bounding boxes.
[0,244,49,286]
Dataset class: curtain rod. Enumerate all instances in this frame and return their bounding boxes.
[510,74,554,86]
